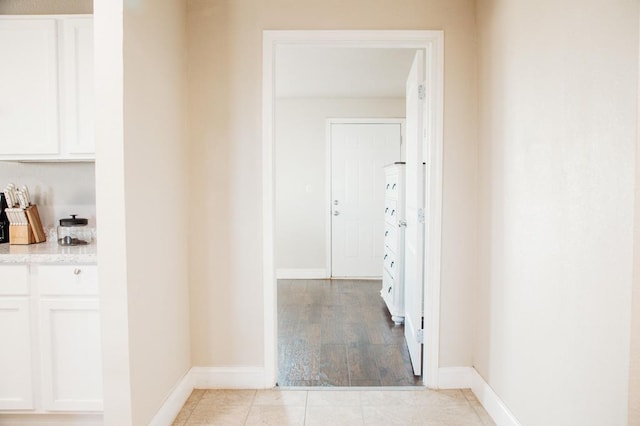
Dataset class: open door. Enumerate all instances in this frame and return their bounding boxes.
[403,51,426,376]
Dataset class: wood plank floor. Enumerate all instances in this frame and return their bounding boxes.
[277,279,422,387]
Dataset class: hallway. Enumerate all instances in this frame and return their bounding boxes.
[277,279,421,387]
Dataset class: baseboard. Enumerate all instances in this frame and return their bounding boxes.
[149,370,193,426]
[190,366,267,389]
[0,413,103,425]
[438,367,473,389]
[471,368,521,426]
[276,269,328,279]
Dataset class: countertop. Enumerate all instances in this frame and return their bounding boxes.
[0,241,97,264]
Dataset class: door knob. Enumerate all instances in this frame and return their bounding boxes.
[333,211,340,216]
[398,220,407,227]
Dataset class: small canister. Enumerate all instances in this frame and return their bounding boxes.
[57,215,92,246]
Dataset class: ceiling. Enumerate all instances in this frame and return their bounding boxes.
[275,47,418,99]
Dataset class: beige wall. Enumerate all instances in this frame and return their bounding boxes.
[476,0,638,424]
[275,97,405,272]
[0,0,92,14]
[630,20,640,424]
[95,0,190,424]
[187,0,478,368]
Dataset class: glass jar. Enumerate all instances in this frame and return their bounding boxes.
[57,215,92,246]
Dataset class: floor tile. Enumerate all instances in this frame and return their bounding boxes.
[306,390,360,406]
[253,389,307,406]
[198,390,256,407]
[305,405,364,426]
[186,404,250,425]
[244,405,305,426]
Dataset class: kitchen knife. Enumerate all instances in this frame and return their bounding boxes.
[21,186,31,206]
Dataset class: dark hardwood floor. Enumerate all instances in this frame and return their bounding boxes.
[277,279,422,387]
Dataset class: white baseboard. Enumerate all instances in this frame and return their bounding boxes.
[191,367,267,389]
[471,368,521,426]
[0,413,103,425]
[149,370,193,426]
[438,367,473,389]
[276,269,328,279]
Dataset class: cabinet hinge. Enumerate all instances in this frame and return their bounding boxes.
[418,208,425,224]
[416,328,425,344]
[418,84,426,100]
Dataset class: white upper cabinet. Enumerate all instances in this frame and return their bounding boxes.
[0,16,94,161]
[61,18,94,157]
[0,19,60,157]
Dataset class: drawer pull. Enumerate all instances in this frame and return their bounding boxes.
[390,261,394,268]
[385,231,389,236]
[73,268,81,275]
[388,286,392,293]
[384,254,388,260]
[385,207,389,213]
[391,210,395,216]
[386,184,390,189]
[392,183,396,189]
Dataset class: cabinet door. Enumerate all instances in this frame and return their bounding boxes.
[39,299,103,412]
[0,19,60,157]
[61,18,94,158]
[0,298,34,410]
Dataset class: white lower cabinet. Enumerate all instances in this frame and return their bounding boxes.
[0,263,102,417]
[0,298,33,410]
[39,298,103,412]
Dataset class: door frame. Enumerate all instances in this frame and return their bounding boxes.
[262,30,444,388]
[325,118,405,279]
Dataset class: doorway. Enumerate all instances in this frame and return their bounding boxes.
[263,30,444,389]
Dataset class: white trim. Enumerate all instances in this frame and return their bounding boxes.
[263,30,445,389]
[422,31,445,390]
[191,367,267,390]
[471,368,521,426]
[325,117,405,279]
[0,414,103,425]
[276,269,329,279]
[148,371,192,426]
[437,367,473,389]
[262,32,278,388]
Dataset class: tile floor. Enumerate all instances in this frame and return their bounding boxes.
[278,279,420,386]
[172,388,495,425]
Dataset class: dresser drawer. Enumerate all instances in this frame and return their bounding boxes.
[383,249,398,279]
[384,223,398,252]
[36,265,98,296]
[382,268,394,301]
[0,265,29,296]
[385,173,399,199]
[384,199,398,225]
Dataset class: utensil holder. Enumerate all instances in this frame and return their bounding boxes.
[8,204,46,245]
[9,224,35,245]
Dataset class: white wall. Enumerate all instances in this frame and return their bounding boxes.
[187,0,478,369]
[275,97,405,273]
[0,162,95,229]
[476,0,638,424]
[95,0,190,424]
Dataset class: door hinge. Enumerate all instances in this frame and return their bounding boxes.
[416,328,425,344]
[418,84,426,100]
[418,208,425,224]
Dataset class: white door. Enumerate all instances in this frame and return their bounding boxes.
[331,123,401,277]
[404,51,426,376]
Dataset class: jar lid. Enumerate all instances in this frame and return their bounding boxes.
[59,214,88,227]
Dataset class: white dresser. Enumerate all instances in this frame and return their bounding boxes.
[381,163,405,325]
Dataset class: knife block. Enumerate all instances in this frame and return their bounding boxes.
[9,205,46,245]
[9,224,35,245]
